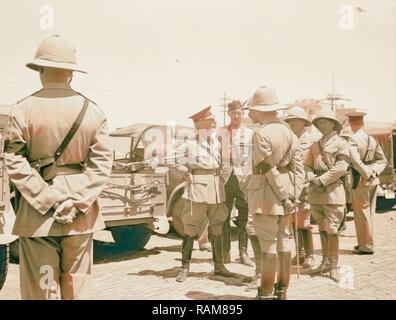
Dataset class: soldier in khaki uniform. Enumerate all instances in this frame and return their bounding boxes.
[305,110,349,282]
[284,106,318,270]
[219,100,255,267]
[245,87,305,300]
[174,107,235,282]
[346,112,387,254]
[4,35,113,299]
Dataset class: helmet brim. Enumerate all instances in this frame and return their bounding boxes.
[26,58,87,74]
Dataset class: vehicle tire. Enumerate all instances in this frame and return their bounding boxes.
[110,224,152,252]
[0,244,9,290]
[376,196,396,213]
[169,196,185,236]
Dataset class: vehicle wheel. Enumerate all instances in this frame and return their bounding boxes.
[0,244,9,290]
[169,197,185,236]
[110,224,152,252]
[376,196,396,213]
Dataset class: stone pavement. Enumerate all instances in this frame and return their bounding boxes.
[1,210,395,300]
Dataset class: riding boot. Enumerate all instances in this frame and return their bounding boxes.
[328,234,341,283]
[306,231,330,275]
[222,221,231,264]
[301,229,315,269]
[176,237,194,282]
[256,253,277,300]
[212,235,237,277]
[292,228,305,265]
[246,235,262,291]
[274,252,291,300]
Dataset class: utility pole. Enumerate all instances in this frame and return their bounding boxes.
[220,92,230,126]
[320,71,351,112]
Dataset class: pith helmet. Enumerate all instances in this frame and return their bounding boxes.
[312,110,342,132]
[26,35,87,73]
[284,106,311,127]
[246,86,287,112]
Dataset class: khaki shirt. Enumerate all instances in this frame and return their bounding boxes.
[5,83,113,237]
[218,124,253,184]
[305,131,349,205]
[174,131,225,204]
[247,118,304,215]
[349,128,387,187]
[298,129,320,202]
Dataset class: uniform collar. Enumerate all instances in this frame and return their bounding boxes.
[42,82,73,90]
[260,117,282,126]
[321,131,337,145]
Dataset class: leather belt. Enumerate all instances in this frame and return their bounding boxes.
[191,168,221,175]
[313,169,328,175]
[253,165,288,175]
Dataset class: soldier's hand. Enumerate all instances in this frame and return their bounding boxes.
[311,177,322,186]
[306,172,316,182]
[282,198,294,211]
[53,199,79,224]
[184,172,193,184]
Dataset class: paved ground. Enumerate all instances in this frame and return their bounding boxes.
[1,210,395,300]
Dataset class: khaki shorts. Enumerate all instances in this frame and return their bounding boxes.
[181,200,228,238]
[291,202,312,230]
[311,204,344,235]
[253,214,291,254]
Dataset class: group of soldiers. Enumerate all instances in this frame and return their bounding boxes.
[173,86,387,300]
[3,34,387,300]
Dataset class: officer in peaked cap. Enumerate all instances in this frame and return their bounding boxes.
[4,35,113,299]
[346,111,387,255]
[173,106,237,282]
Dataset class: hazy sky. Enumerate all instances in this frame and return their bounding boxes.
[1,0,395,130]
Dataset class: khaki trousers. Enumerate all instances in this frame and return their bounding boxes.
[19,233,93,300]
[181,200,228,238]
[352,185,378,252]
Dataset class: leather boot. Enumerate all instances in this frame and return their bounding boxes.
[256,253,277,300]
[211,235,237,277]
[239,227,254,266]
[222,221,231,264]
[176,237,194,282]
[292,228,305,265]
[274,252,291,300]
[328,234,341,283]
[246,235,262,291]
[301,229,315,269]
[306,231,330,275]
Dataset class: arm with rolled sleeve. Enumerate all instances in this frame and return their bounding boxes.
[370,140,388,177]
[4,105,63,215]
[318,141,349,187]
[68,118,113,214]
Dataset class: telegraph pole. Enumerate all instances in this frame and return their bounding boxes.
[220,92,230,126]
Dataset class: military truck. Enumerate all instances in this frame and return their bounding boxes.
[365,123,396,211]
[0,105,17,290]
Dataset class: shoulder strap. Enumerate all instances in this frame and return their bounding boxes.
[318,140,332,169]
[54,98,89,161]
[362,133,371,162]
[278,122,294,166]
